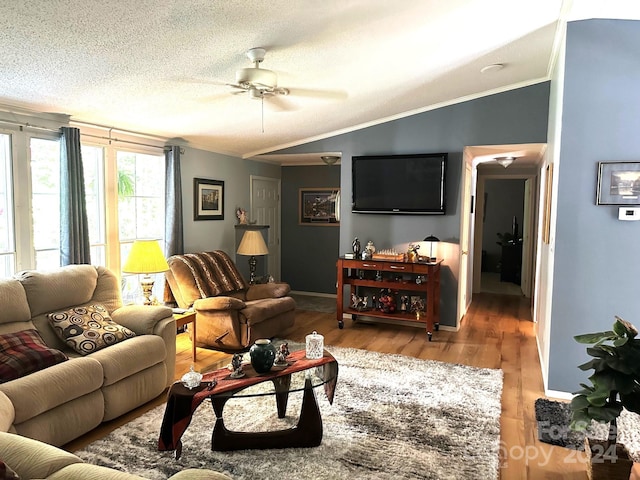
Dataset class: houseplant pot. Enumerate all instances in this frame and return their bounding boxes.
[570,317,640,480]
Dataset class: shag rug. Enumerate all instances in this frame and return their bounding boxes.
[76,346,503,479]
[534,398,640,462]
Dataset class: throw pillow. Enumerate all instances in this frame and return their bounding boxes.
[0,460,19,480]
[0,329,68,383]
[48,304,136,355]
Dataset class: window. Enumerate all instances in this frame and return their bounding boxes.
[117,150,165,303]
[0,133,15,276]
[81,145,106,266]
[30,137,60,270]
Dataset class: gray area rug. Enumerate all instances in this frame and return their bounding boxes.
[76,346,503,479]
[535,398,640,462]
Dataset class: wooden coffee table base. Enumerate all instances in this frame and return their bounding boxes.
[210,377,323,451]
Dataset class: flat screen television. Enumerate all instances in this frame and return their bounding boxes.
[352,153,447,214]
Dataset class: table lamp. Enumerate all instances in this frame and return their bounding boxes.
[423,235,440,262]
[122,239,169,305]
[237,230,269,284]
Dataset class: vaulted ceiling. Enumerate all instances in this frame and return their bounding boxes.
[0,1,638,161]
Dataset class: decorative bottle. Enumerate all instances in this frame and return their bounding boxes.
[249,339,276,373]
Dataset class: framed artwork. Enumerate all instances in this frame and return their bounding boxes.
[193,178,224,220]
[543,164,553,244]
[597,161,640,205]
[298,188,340,225]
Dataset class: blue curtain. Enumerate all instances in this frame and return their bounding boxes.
[164,145,184,257]
[164,145,184,304]
[60,127,91,265]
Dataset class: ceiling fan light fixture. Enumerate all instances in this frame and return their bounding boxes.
[321,155,340,165]
[495,156,516,168]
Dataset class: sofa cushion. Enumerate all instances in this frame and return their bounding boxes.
[90,334,166,386]
[240,297,296,326]
[0,329,68,382]
[0,279,30,326]
[0,460,19,480]
[48,304,136,355]
[0,356,103,424]
[15,265,99,317]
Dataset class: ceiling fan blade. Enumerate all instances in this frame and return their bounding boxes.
[286,87,348,101]
[266,95,297,112]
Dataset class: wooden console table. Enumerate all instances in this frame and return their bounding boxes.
[336,257,442,340]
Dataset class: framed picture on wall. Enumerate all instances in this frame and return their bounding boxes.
[597,161,640,205]
[298,188,340,225]
[194,178,224,220]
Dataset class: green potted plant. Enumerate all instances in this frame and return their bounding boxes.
[570,316,640,479]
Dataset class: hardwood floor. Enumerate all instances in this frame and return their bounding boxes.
[65,293,592,478]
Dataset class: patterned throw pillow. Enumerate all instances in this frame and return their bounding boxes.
[0,329,68,383]
[0,460,19,480]
[48,304,136,355]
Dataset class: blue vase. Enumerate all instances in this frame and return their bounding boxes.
[249,339,276,373]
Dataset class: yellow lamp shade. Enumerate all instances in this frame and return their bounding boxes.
[122,240,169,274]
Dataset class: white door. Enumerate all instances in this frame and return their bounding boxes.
[251,176,281,281]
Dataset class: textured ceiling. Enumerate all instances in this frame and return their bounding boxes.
[0,1,638,161]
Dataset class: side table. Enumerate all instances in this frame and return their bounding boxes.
[173,311,196,362]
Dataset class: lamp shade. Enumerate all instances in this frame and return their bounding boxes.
[237,230,269,256]
[423,235,440,243]
[122,240,169,274]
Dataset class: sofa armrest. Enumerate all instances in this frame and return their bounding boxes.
[111,305,174,335]
[194,296,245,312]
[246,282,291,301]
[0,392,14,433]
[0,431,82,479]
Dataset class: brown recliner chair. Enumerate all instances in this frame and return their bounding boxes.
[165,250,295,352]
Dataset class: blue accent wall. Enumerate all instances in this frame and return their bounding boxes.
[278,83,550,326]
[548,19,640,392]
[281,165,341,293]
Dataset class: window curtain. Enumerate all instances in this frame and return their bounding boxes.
[164,145,183,303]
[60,126,91,265]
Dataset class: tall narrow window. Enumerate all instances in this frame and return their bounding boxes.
[117,150,165,303]
[0,134,15,276]
[30,137,61,269]
[81,145,106,266]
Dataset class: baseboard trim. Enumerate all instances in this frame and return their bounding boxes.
[290,290,336,299]
[544,389,572,401]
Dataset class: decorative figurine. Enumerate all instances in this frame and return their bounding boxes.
[400,295,409,312]
[407,243,420,263]
[365,240,376,255]
[274,342,290,366]
[352,237,361,258]
[230,353,245,378]
[236,207,248,224]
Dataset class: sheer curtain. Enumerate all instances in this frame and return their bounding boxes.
[60,126,91,265]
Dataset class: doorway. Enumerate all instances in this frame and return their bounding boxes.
[479,178,526,296]
[250,176,281,281]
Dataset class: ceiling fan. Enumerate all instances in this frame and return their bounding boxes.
[227,48,290,101]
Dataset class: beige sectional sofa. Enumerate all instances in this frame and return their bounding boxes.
[0,431,231,479]
[0,265,177,447]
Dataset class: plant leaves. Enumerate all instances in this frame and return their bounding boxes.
[574,331,617,344]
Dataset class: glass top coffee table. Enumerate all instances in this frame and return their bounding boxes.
[158,349,338,458]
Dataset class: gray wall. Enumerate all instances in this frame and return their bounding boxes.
[548,19,640,392]
[281,165,341,293]
[180,146,281,256]
[482,179,525,272]
[277,82,550,326]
